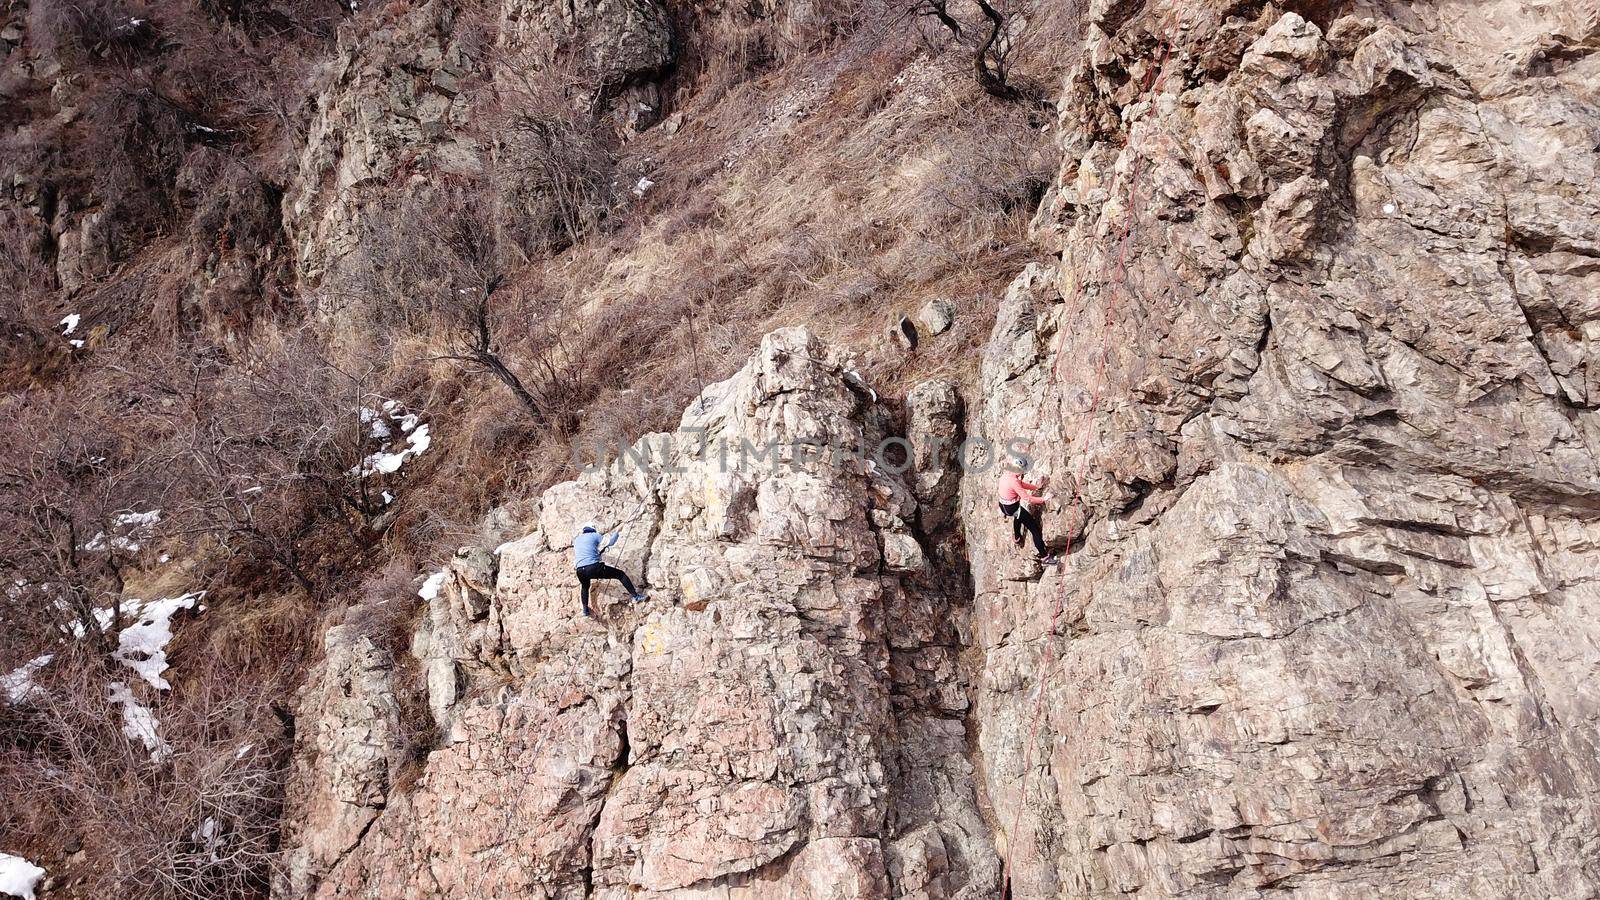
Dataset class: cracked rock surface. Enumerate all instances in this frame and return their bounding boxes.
[279,1,1600,897]
[968,0,1600,896]
[279,329,999,898]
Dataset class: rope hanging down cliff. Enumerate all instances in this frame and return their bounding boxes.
[999,11,1183,897]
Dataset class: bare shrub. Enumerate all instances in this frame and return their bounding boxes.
[33,0,160,69]
[0,207,66,387]
[67,82,192,259]
[175,149,290,334]
[0,650,290,898]
[478,25,619,255]
[358,183,592,429]
[344,556,423,652]
[161,328,384,598]
[672,0,868,101]
[0,384,174,655]
[1005,0,1089,87]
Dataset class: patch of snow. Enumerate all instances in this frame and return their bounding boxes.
[1,654,53,705]
[417,568,448,602]
[380,491,394,506]
[353,406,431,477]
[114,592,203,690]
[405,422,430,452]
[158,553,171,564]
[0,853,45,900]
[69,339,84,349]
[192,817,224,862]
[84,509,162,553]
[60,313,80,334]
[116,510,161,529]
[633,176,655,196]
[108,681,170,762]
[68,597,137,638]
[360,407,392,440]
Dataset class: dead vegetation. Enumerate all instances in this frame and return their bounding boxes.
[1,651,292,898]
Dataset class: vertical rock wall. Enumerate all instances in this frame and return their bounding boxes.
[965,0,1600,896]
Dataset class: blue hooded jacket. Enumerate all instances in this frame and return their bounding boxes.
[573,526,619,568]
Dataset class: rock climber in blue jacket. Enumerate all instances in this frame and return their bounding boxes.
[573,524,647,616]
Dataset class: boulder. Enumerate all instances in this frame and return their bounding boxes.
[916,299,955,336]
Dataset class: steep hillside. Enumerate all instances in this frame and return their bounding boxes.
[4,0,1600,897]
[1,0,1061,893]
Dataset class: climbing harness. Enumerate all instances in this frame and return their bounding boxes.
[998,12,1182,897]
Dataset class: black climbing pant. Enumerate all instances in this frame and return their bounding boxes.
[999,501,1048,556]
[577,562,637,613]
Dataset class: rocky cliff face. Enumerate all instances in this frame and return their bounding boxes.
[278,1,1600,897]
[280,329,999,898]
[969,0,1600,895]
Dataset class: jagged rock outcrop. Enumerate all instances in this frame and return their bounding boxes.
[967,0,1600,896]
[279,329,999,898]
[284,0,675,303]
[283,1,479,292]
[500,0,674,129]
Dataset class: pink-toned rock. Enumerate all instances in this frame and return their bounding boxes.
[969,2,1600,896]
[280,330,999,898]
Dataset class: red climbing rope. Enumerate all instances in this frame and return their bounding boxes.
[998,11,1182,897]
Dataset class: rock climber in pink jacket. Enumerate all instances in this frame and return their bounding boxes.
[998,464,1058,565]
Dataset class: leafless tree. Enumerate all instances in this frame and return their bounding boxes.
[153,332,382,599]
[397,185,593,429]
[906,0,1043,106]
[1,650,290,898]
[0,387,173,656]
[479,27,619,253]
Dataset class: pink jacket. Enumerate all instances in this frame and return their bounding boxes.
[998,471,1044,505]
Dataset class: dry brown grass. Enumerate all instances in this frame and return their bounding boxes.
[475,28,1052,466]
[342,1,1066,550]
